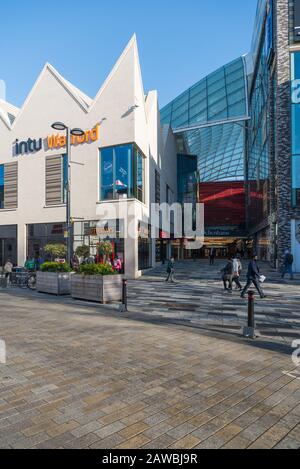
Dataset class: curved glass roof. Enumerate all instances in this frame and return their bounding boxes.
[161,57,249,182]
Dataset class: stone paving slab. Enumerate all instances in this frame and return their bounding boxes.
[0,262,300,449]
[127,260,300,345]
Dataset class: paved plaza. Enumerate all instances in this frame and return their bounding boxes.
[128,260,300,345]
[0,260,300,449]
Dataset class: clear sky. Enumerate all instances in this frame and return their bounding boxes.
[0,0,258,109]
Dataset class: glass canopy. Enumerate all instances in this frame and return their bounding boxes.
[161,57,249,182]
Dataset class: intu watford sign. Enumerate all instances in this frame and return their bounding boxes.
[14,124,99,156]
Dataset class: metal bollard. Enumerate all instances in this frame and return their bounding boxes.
[243,290,256,339]
[120,279,128,312]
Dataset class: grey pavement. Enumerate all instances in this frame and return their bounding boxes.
[0,260,299,449]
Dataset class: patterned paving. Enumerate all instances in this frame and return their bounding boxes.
[127,260,300,345]
[0,261,299,449]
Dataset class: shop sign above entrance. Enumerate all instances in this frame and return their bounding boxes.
[13,124,99,156]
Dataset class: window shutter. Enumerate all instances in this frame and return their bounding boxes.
[4,162,18,209]
[45,155,63,206]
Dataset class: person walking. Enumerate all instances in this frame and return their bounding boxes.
[241,255,266,299]
[71,254,80,272]
[232,254,243,291]
[4,259,13,284]
[209,248,216,266]
[113,256,122,273]
[166,257,175,283]
[221,257,234,292]
[281,250,294,281]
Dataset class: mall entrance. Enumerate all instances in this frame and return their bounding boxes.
[171,237,249,260]
[0,225,17,267]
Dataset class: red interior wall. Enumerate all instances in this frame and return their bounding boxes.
[199,181,246,226]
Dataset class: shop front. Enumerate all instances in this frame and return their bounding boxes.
[0,225,17,267]
[73,220,125,273]
[27,223,66,261]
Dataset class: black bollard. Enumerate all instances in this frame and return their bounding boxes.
[120,278,128,312]
[243,290,256,339]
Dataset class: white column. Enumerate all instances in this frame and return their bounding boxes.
[17,223,27,267]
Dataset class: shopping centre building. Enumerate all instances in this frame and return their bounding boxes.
[1,0,300,275]
[161,0,300,272]
[0,36,177,279]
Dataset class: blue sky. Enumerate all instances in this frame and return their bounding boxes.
[0,0,257,108]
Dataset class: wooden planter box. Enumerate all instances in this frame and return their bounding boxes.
[37,271,71,295]
[71,274,122,304]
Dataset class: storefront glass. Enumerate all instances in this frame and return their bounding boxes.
[0,225,17,267]
[100,144,144,202]
[73,220,125,273]
[138,221,151,270]
[291,51,300,206]
[27,223,66,260]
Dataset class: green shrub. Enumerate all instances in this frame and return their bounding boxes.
[40,262,71,273]
[75,245,90,258]
[44,244,67,260]
[79,263,116,276]
[97,241,113,258]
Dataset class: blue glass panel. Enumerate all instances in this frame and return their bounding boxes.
[100,147,114,200]
[292,155,300,189]
[292,105,300,154]
[115,145,133,199]
[137,151,144,202]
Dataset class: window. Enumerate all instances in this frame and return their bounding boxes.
[138,221,151,270]
[166,185,170,204]
[100,144,145,202]
[155,170,160,204]
[291,52,300,206]
[27,223,66,260]
[135,148,144,203]
[292,155,300,206]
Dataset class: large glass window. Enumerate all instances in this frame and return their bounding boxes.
[292,155,300,206]
[27,223,66,260]
[291,52,300,206]
[100,144,144,202]
[138,221,152,270]
[73,220,125,273]
[0,164,4,209]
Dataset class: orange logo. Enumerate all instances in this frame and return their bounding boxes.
[47,124,99,149]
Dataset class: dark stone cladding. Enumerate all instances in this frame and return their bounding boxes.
[275,0,300,266]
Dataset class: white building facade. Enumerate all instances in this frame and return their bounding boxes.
[0,36,177,279]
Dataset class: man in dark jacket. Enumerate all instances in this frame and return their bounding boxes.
[166,258,175,283]
[241,255,266,299]
[221,258,234,292]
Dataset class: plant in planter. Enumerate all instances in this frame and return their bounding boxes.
[44,244,67,261]
[37,261,72,295]
[71,261,122,304]
[40,262,71,273]
[97,241,113,264]
[75,245,90,260]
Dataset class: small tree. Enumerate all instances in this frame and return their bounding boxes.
[44,244,67,261]
[75,245,90,259]
[97,241,113,263]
